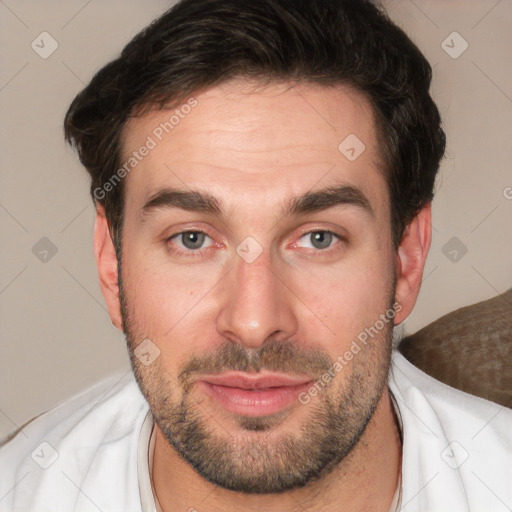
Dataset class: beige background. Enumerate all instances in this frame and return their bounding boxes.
[0,0,511,439]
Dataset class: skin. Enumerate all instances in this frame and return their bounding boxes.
[94,79,432,511]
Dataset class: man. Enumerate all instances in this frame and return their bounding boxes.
[1,0,511,511]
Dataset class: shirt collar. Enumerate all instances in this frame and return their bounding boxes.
[138,410,157,512]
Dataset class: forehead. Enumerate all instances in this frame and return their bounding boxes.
[120,79,388,216]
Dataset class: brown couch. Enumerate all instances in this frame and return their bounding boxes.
[399,288,512,408]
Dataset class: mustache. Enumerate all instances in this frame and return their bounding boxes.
[177,338,333,391]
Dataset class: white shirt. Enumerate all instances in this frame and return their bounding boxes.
[1,351,511,511]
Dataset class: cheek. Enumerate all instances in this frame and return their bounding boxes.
[292,249,394,345]
[120,245,223,355]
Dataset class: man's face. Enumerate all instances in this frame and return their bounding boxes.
[119,79,397,493]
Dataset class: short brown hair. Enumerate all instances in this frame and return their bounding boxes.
[64,0,446,252]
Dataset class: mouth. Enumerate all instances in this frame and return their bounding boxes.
[198,372,313,417]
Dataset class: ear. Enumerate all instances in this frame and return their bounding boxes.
[94,206,123,330]
[393,202,432,325]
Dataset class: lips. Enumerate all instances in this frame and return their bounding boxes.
[200,371,313,390]
[198,371,313,416]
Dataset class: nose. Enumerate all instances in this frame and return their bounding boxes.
[216,257,298,349]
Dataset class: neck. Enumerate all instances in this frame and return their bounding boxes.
[151,388,402,512]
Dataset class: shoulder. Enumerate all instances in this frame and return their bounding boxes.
[390,349,512,438]
[0,371,149,512]
[389,350,512,512]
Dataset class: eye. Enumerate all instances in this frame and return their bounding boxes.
[170,231,213,251]
[297,230,340,250]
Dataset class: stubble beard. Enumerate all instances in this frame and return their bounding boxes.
[120,276,394,494]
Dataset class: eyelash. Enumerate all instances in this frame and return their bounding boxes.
[293,229,344,251]
[166,230,216,258]
[165,229,344,257]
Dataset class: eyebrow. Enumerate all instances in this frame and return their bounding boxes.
[288,184,374,218]
[142,189,222,218]
[141,184,374,220]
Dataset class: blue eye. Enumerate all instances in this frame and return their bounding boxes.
[171,231,213,251]
[298,231,339,250]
